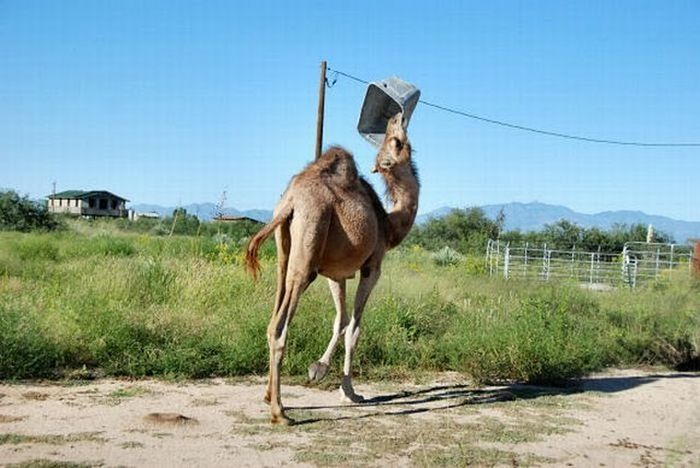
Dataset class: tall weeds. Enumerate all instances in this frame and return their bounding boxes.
[0,231,697,382]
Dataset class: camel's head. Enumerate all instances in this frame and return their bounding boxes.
[371,113,411,174]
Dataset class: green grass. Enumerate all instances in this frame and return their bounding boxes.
[0,229,698,383]
[108,385,152,399]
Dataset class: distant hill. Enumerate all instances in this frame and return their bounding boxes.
[419,202,700,243]
[131,201,699,243]
[130,203,273,223]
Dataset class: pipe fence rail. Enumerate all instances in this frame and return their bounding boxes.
[486,240,694,288]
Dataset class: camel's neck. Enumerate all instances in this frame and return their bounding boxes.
[382,164,420,249]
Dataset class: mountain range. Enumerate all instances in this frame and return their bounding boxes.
[130,201,700,244]
[131,203,272,224]
[418,202,700,243]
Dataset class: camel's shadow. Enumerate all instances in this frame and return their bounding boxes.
[286,372,699,426]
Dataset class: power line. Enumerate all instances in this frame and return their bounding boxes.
[327,66,700,148]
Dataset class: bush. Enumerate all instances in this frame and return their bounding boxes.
[408,207,500,254]
[0,190,59,232]
[438,285,606,384]
[0,307,66,378]
[432,246,463,266]
[14,236,60,261]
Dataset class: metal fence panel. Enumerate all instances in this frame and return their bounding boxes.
[486,240,694,288]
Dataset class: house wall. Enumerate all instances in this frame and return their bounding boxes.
[83,196,126,217]
[48,197,127,217]
[48,198,82,215]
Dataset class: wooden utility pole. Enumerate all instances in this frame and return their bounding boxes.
[315,60,327,160]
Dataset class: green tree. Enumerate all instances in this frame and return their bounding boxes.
[503,221,674,252]
[540,219,584,249]
[0,190,59,232]
[407,207,500,254]
[162,208,200,236]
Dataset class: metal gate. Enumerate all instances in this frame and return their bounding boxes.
[486,240,694,287]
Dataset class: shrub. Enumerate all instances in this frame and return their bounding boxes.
[91,235,136,257]
[14,236,60,261]
[0,307,66,378]
[0,190,59,232]
[431,246,462,266]
[408,207,500,254]
[128,258,175,305]
[445,286,606,384]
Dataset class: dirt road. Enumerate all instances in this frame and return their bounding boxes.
[1,369,698,467]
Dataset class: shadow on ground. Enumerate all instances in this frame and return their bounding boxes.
[287,372,699,426]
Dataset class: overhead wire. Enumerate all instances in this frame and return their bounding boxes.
[327,66,700,148]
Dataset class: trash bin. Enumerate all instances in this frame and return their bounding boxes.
[357,76,420,147]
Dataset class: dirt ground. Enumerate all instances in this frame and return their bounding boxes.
[0,369,698,467]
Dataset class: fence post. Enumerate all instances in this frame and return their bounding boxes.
[589,252,595,284]
[571,245,576,278]
[486,239,494,276]
[655,247,661,279]
[523,242,529,277]
[485,239,491,275]
[504,243,510,279]
[694,241,700,278]
[669,244,674,279]
[622,244,631,287]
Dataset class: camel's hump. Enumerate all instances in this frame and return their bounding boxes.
[301,146,359,186]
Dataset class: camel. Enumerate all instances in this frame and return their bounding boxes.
[245,112,419,424]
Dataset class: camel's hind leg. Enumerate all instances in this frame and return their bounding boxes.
[308,278,348,381]
[264,218,291,405]
[266,210,329,424]
[266,276,308,424]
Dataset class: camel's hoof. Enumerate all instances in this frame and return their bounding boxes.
[308,361,329,382]
[270,414,294,426]
[339,387,366,404]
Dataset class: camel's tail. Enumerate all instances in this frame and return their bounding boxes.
[245,202,292,280]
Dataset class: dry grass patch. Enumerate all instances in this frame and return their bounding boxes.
[191,397,219,407]
[286,388,587,467]
[0,432,106,445]
[108,385,152,399]
[119,440,145,449]
[21,391,49,401]
[4,460,103,468]
[0,414,26,423]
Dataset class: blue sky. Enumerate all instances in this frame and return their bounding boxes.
[1,1,698,220]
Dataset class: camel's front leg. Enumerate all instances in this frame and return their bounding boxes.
[340,267,380,403]
[308,278,347,381]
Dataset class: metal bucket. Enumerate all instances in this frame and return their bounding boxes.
[357,76,420,147]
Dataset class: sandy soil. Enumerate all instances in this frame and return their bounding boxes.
[0,369,698,467]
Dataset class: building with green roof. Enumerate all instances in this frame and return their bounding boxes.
[47,190,129,218]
